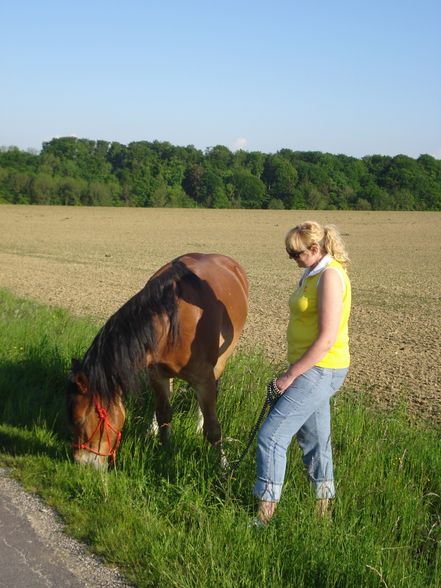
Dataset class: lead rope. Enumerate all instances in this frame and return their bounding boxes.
[224,379,282,479]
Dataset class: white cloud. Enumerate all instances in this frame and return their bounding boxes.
[432,147,441,160]
[231,137,248,151]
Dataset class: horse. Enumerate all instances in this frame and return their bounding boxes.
[67,253,248,468]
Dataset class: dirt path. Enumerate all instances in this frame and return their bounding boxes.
[0,468,132,587]
[0,206,439,422]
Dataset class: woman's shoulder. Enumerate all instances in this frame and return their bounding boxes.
[319,261,348,291]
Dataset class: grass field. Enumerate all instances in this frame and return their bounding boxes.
[0,205,440,421]
[0,206,440,586]
[0,290,440,587]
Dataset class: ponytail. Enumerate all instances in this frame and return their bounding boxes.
[323,224,350,268]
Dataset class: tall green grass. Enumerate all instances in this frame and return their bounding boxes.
[0,289,439,587]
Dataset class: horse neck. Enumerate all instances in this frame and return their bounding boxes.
[145,313,173,367]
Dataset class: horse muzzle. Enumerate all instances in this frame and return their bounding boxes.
[72,447,109,469]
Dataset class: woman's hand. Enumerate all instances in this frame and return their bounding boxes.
[275,371,296,394]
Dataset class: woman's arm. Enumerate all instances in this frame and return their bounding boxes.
[276,268,343,392]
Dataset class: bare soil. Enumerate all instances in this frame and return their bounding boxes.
[0,205,439,422]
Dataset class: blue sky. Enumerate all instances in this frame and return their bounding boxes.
[1,0,440,158]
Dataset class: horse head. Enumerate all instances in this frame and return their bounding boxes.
[67,359,125,469]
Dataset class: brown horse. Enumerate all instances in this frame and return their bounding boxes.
[67,253,248,468]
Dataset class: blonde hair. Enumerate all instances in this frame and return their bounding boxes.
[285,221,350,268]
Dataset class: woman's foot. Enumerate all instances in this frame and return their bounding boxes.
[249,516,267,529]
[257,500,278,524]
[316,498,332,517]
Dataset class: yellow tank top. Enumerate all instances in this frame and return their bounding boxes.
[287,258,351,369]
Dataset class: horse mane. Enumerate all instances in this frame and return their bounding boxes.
[80,259,197,404]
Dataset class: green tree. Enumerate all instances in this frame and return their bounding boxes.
[267,198,285,209]
[358,184,393,210]
[393,189,415,210]
[2,137,441,210]
[355,197,372,211]
[58,177,85,205]
[200,169,226,207]
[290,188,307,210]
[163,157,186,187]
[165,184,197,208]
[205,145,233,172]
[263,155,298,207]
[233,150,265,178]
[0,147,38,172]
[303,183,327,209]
[231,170,266,208]
[150,182,197,208]
[6,171,32,203]
[83,182,119,206]
[182,164,205,202]
[30,173,57,204]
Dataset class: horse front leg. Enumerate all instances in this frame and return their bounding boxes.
[150,375,173,444]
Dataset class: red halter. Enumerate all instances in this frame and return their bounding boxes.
[72,396,122,465]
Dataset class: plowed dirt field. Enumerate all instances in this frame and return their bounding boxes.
[1,206,439,422]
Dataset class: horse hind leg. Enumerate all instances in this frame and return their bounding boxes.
[194,375,228,469]
[196,378,221,435]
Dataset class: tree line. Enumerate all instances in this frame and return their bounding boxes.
[1,137,440,210]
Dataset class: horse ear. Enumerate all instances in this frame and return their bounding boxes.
[71,358,82,372]
[71,370,89,394]
[68,359,89,395]
[75,372,89,395]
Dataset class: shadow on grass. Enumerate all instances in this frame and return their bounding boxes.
[0,353,71,461]
[0,426,66,460]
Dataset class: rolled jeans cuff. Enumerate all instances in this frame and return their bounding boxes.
[253,478,282,502]
[316,480,335,499]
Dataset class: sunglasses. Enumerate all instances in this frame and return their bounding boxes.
[287,248,307,259]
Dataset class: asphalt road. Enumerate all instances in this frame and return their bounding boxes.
[0,468,132,588]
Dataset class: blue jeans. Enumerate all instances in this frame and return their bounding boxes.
[254,366,348,502]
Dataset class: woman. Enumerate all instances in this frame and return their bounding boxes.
[253,221,351,525]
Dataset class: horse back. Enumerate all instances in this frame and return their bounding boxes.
[154,253,248,379]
